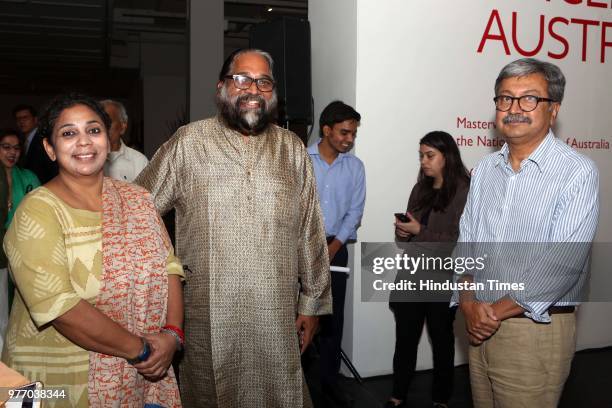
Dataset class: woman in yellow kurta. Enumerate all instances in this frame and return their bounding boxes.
[1,93,183,407]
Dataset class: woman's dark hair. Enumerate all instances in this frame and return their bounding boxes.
[412,131,470,212]
[38,93,111,146]
[0,129,23,155]
[0,128,19,142]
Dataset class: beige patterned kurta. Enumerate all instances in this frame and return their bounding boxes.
[136,116,332,407]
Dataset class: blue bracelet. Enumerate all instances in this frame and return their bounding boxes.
[126,337,151,365]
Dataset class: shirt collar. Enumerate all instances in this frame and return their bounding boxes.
[307,138,347,162]
[494,130,555,173]
[108,140,126,161]
[26,128,37,141]
[306,139,320,155]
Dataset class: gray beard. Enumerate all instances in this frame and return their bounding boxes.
[242,108,260,128]
[216,85,278,135]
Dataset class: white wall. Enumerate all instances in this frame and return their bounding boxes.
[309,0,358,361]
[311,0,612,377]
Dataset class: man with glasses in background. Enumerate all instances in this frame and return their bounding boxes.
[136,48,331,408]
[12,104,57,183]
[453,58,599,407]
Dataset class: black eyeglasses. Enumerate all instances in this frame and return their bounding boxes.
[224,74,275,92]
[0,143,21,152]
[493,95,556,112]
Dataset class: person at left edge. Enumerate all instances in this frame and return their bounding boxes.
[306,101,365,407]
[0,129,40,350]
[2,93,183,407]
[0,140,8,353]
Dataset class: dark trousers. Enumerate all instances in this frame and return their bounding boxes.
[318,238,348,387]
[390,301,457,403]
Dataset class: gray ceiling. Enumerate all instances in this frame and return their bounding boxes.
[0,0,307,92]
[0,0,109,80]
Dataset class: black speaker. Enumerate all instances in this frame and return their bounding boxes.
[250,17,313,127]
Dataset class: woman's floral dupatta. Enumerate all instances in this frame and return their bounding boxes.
[88,178,181,407]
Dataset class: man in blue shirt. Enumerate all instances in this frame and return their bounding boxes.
[453,59,599,408]
[307,101,365,407]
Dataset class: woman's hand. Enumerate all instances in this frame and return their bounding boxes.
[394,212,421,237]
[133,332,177,380]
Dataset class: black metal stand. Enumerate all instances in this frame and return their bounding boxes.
[340,348,364,385]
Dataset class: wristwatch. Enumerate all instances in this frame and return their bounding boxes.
[126,337,151,365]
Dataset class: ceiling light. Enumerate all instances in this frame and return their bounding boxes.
[267,7,273,12]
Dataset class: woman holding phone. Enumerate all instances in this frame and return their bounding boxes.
[386,131,470,408]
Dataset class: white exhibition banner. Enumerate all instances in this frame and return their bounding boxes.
[349,0,612,375]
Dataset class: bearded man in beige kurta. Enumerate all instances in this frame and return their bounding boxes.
[136,49,331,407]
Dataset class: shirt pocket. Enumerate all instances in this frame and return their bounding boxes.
[255,177,300,235]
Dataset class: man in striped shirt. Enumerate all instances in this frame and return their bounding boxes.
[454,58,599,408]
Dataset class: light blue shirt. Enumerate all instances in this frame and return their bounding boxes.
[453,131,599,322]
[307,139,366,244]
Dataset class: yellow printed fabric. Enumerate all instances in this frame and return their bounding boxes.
[1,187,183,407]
[2,187,99,407]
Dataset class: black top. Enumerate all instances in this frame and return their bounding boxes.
[23,132,58,184]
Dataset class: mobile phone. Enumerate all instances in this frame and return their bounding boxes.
[394,213,409,223]
[6,381,43,408]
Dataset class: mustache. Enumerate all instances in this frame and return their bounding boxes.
[503,114,532,124]
[216,84,278,135]
[236,94,266,109]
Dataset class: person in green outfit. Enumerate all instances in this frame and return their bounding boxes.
[0,129,40,351]
[0,129,41,224]
[0,131,12,352]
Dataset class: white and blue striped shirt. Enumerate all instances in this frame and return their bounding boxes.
[455,131,599,322]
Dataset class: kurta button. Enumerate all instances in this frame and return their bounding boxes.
[247,196,252,201]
